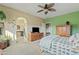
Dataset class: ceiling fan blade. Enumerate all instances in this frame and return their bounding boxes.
[37,10,44,13]
[47,3,55,8]
[45,11,48,14]
[48,8,56,11]
[38,5,44,8]
[44,4,48,9]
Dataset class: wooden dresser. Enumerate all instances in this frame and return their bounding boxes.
[29,32,43,41]
[56,25,71,37]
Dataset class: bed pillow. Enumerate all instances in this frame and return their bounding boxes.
[74,33,79,47]
[69,33,79,48]
[75,33,79,40]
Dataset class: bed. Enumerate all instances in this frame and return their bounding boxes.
[2,33,79,55]
[39,33,79,55]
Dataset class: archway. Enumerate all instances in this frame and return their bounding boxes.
[15,17,27,42]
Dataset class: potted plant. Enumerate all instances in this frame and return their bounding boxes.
[0,35,12,47]
[0,11,6,21]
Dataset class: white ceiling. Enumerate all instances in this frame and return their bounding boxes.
[1,3,79,19]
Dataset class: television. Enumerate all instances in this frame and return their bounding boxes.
[32,27,39,33]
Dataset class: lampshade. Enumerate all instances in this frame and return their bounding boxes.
[0,11,6,20]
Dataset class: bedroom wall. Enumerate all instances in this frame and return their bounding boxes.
[45,11,79,35]
[0,5,44,41]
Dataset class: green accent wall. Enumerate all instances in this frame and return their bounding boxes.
[45,11,79,35]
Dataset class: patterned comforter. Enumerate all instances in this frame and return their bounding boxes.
[40,34,79,55]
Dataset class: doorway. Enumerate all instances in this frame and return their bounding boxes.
[16,17,27,42]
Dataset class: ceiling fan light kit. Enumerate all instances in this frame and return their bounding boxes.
[37,3,56,15]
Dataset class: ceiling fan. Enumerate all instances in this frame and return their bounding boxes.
[37,3,56,15]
